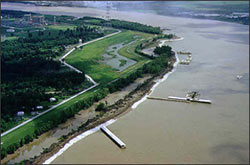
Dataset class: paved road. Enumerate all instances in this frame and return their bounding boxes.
[1,30,121,137]
[59,30,121,85]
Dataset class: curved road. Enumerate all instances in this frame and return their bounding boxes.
[1,30,121,137]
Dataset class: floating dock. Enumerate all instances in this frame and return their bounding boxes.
[177,51,192,65]
[177,51,191,55]
[179,57,192,65]
[100,126,126,149]
[169,96,211,104]
[190,98,212,104]
[147,96,212,104]
[167,96,190,102]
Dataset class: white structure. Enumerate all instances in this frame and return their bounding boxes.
[54,16,56,25]
[100,126,126,148]
[2,35,6,41]
[17,111,24,116]
[79,39,82,44]
[24,14,32,22]
[237,75,243,79]
[36,106,43,109]
[6,29,15,33]
[50,97,56,102]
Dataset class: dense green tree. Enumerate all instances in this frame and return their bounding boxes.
[1,148,7,159]
[153,45,172,56]
[24,134,33,144]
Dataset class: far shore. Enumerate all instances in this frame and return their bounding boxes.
[2,1,242,29]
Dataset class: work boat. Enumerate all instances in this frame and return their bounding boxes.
[237,75,243,79]
[186,91,200,101]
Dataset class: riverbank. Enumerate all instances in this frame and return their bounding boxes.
[2,3,248,164]
[1,75,152,164]
[2,34,178,164]
[20,54,177,164]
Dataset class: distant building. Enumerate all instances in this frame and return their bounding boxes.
[2,35,6,41]
[17,111,24,116]
[36,106,43,110]
[50,97,56,102]
[32,15,45,25]
[24,14,32,22]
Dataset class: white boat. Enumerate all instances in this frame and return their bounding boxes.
[236,75,243,79]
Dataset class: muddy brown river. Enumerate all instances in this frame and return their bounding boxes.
[2,2,249,164]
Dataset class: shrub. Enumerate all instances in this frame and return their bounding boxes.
[6,144,16,154]
[95,103,106,112]
[24,134,33,144]
[19,138,24,147]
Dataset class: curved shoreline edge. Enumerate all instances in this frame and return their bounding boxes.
[43,119,117,164]
[131,50,180,109]
[42,39,181,164]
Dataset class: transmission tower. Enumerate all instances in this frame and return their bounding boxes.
[106,1,111,20]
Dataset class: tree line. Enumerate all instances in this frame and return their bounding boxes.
[1,25,104,133]
[77,17,162,34]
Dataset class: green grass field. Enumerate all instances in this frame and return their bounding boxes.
[66,30,152,83]
[1,36,18,42]
[46,24,76,30]
[1,30,153,150]
[1,86,98,149]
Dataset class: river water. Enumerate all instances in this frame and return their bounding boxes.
[2,2,249,164]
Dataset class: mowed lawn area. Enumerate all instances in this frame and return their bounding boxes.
[1,30,153,150]
[46,24,76,30]
[66,30,153,83]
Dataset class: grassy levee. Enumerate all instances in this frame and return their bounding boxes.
[1,30,153,151]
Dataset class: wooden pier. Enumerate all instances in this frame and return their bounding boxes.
[147,96,212,104]
[100,126,126,149]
